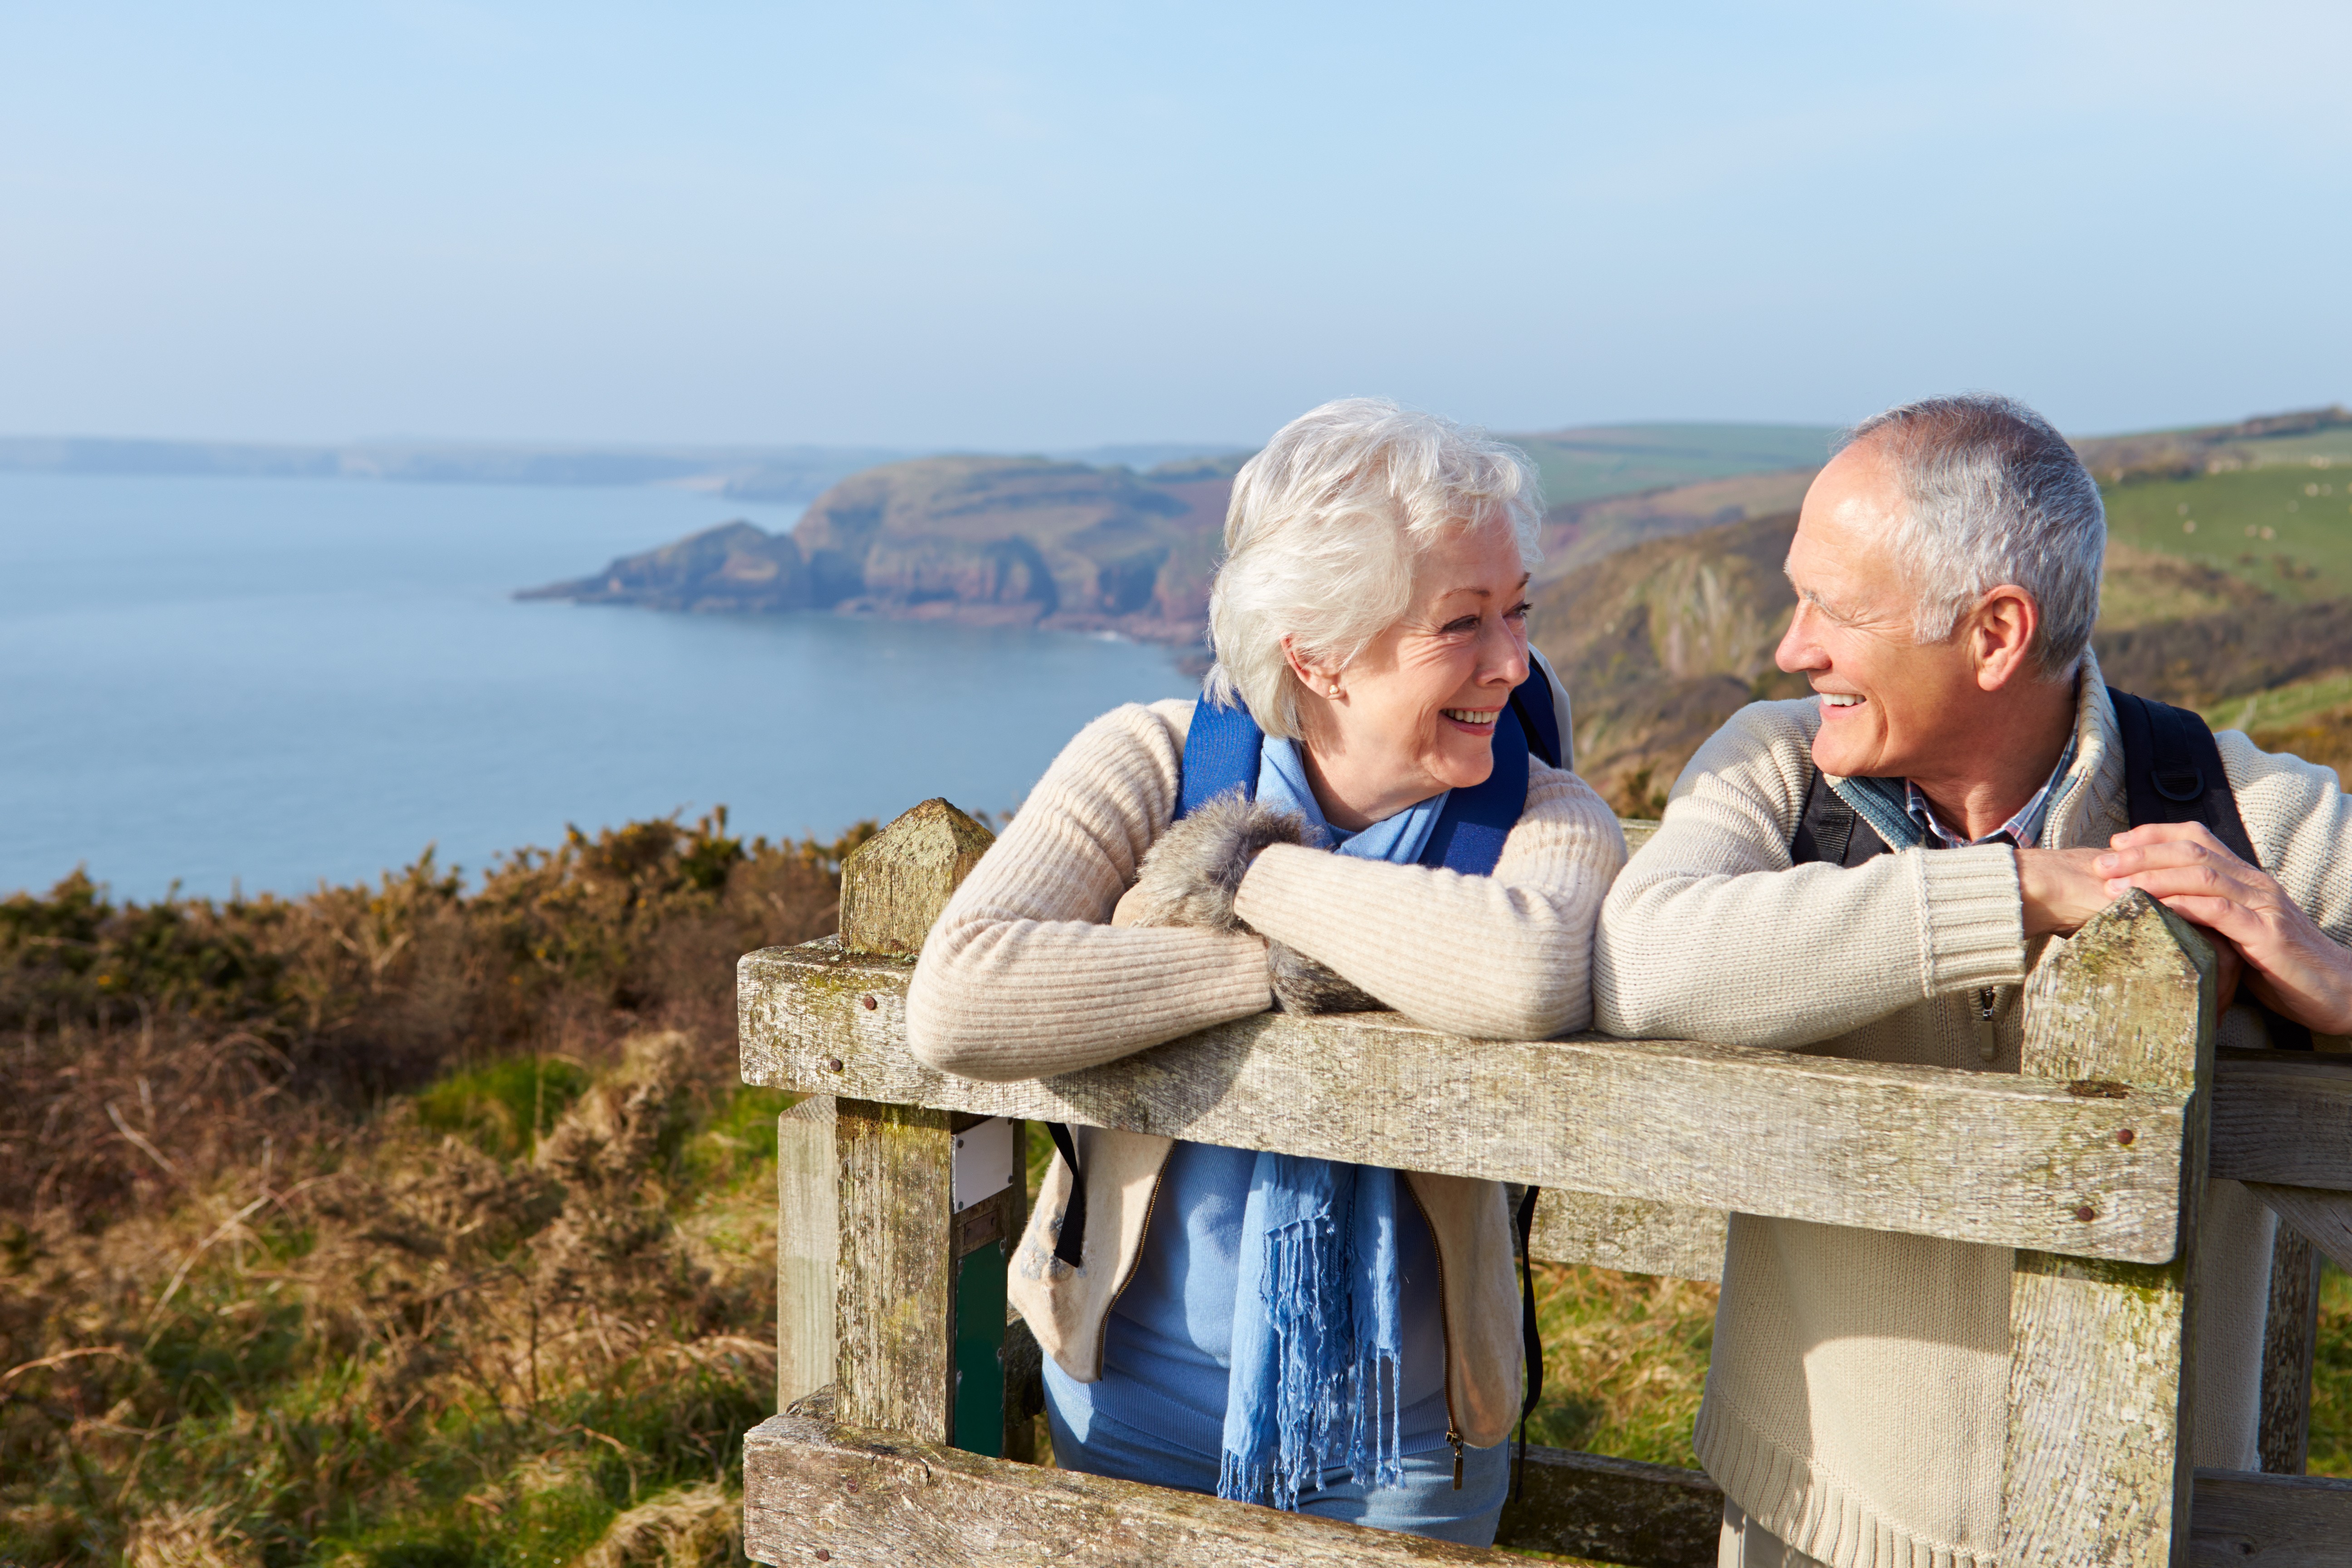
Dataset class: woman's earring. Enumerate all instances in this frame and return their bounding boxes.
[1326,684,1342,698]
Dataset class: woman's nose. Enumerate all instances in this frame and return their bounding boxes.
[1486,625,1530,687]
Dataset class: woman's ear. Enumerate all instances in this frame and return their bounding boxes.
[1280,635,1338,696]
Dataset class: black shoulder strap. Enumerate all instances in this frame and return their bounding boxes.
[1790,765,1891,867]
[2109,687,2259,862]
[1044,1121,1088,1268]
[2109,688,2313,1051]
[1513,1184,1542,1500]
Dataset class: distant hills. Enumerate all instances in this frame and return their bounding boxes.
[515,422,1851,652]
[519,407,2352,760]
[2071,405,2352,484]
[0,436,1245,505]
[1508,422,1835,508]
[37,407,2352,806]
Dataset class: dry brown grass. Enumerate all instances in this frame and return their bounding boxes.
[0,812,860,1567]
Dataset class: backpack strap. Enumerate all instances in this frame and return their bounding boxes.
[1177,693,1265,817]
[1049,676,1548,1266]
[1420,699,1530,875]
[1179,678,1543,877]
[1044,1121,1088,1269]
[1512,1183,1543,1501]
[1512,655,1567,772]
[2108,688,2259,862]
[1790,764,1891,867]
[2108,688,2313,1050]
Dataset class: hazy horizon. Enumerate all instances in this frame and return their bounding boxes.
[5,4,2347,451]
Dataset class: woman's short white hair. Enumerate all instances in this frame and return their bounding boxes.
[1846,393,2106,679]
[1205,397,1543,739]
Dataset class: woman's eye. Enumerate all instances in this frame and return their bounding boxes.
[1442,615,1480,635]
[1505,600,1531,622]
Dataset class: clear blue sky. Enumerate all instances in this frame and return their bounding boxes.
[2,2,2344,450]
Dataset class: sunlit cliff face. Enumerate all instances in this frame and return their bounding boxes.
[1774,442,1984,783]
[1291,523,1532,831]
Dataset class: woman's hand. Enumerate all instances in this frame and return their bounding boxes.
[1116,794,1306,932]
[1113,794,1387,1014]
[2097,821,2352,1035]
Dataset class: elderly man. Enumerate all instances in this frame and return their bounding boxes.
[1594,393,2352,1568]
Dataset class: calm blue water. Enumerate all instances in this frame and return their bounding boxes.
[0,472,1192,900]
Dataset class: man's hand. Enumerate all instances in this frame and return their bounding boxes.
[2098,821,2352,1035]
[2016,845,2118,938]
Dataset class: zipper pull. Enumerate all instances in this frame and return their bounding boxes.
[1449,1426,1464,1490]
[1976,987,1999,1063]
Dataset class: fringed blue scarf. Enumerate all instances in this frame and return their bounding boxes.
[1215,737,1445,1509]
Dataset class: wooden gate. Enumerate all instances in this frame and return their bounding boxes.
[740,799,2352,1566]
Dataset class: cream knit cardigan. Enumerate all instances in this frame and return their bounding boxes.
[906,696,1628,1445]
[1594,652,2351,1568]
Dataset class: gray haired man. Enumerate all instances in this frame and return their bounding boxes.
[1593,394,2352,1568]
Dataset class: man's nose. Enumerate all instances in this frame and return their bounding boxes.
[1774,607,1823,674]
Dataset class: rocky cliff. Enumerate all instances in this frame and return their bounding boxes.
[520,455,1229,646]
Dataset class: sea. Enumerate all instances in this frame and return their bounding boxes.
[0,471,1195,902]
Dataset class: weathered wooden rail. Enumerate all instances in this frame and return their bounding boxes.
[741,799,2352,1568]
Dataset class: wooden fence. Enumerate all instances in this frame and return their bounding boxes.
[738,799,2352,1567]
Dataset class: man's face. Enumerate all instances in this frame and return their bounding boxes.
[1775,441,1984,779]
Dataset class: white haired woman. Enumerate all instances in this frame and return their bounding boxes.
[906,398,1627,1545]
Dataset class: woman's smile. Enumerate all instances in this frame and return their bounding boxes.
[1440,706,1500,733]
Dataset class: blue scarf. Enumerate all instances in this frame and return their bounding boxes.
[1215,738,1446,1509]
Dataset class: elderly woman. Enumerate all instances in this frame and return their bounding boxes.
[906,398,1626,1545]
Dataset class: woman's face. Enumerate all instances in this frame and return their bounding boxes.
[1289,524,1533,829]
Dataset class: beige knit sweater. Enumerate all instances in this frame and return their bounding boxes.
[906,695,1628,1446]
[910,696,1628,1075]
[1594,652,2350,1568]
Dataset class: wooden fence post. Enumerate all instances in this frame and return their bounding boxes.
[778,1093,837,1410]
[824,799,1001,1448]
[2001,893,2215,1567]
[2259,1221,2323,1475]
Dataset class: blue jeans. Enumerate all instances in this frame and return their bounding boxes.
[1044,1396,1509,1547]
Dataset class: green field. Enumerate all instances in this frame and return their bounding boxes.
[1506,422,1833,510]
[2106,460,2352,602]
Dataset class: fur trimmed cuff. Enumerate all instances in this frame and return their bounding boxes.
[1121,792,1308,933]
[1266,941,1383,1014]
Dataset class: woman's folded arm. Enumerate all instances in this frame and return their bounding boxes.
[1230,763,1627,1039]
[907,701,1273,1082]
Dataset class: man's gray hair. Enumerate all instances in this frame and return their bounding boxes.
[1845,393,2106,678]
[1205,397,1542,739]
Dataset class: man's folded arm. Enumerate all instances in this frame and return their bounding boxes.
[1591,710,2028,1047]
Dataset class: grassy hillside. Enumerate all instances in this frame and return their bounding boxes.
[1534,468,1819,578]
[0,813,863,1567]
[1504,423,1835,510]
[2105,460,2352,602]
[2070,405,2352,484]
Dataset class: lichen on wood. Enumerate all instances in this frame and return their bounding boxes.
[832,1097,957,1441]
[2003,893,2211,1568]
[1530,1190,1726,1283]
[837,798,994,956]
[742,942,2189,1262]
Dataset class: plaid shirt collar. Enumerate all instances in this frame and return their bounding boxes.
[1903,732,2080,851]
